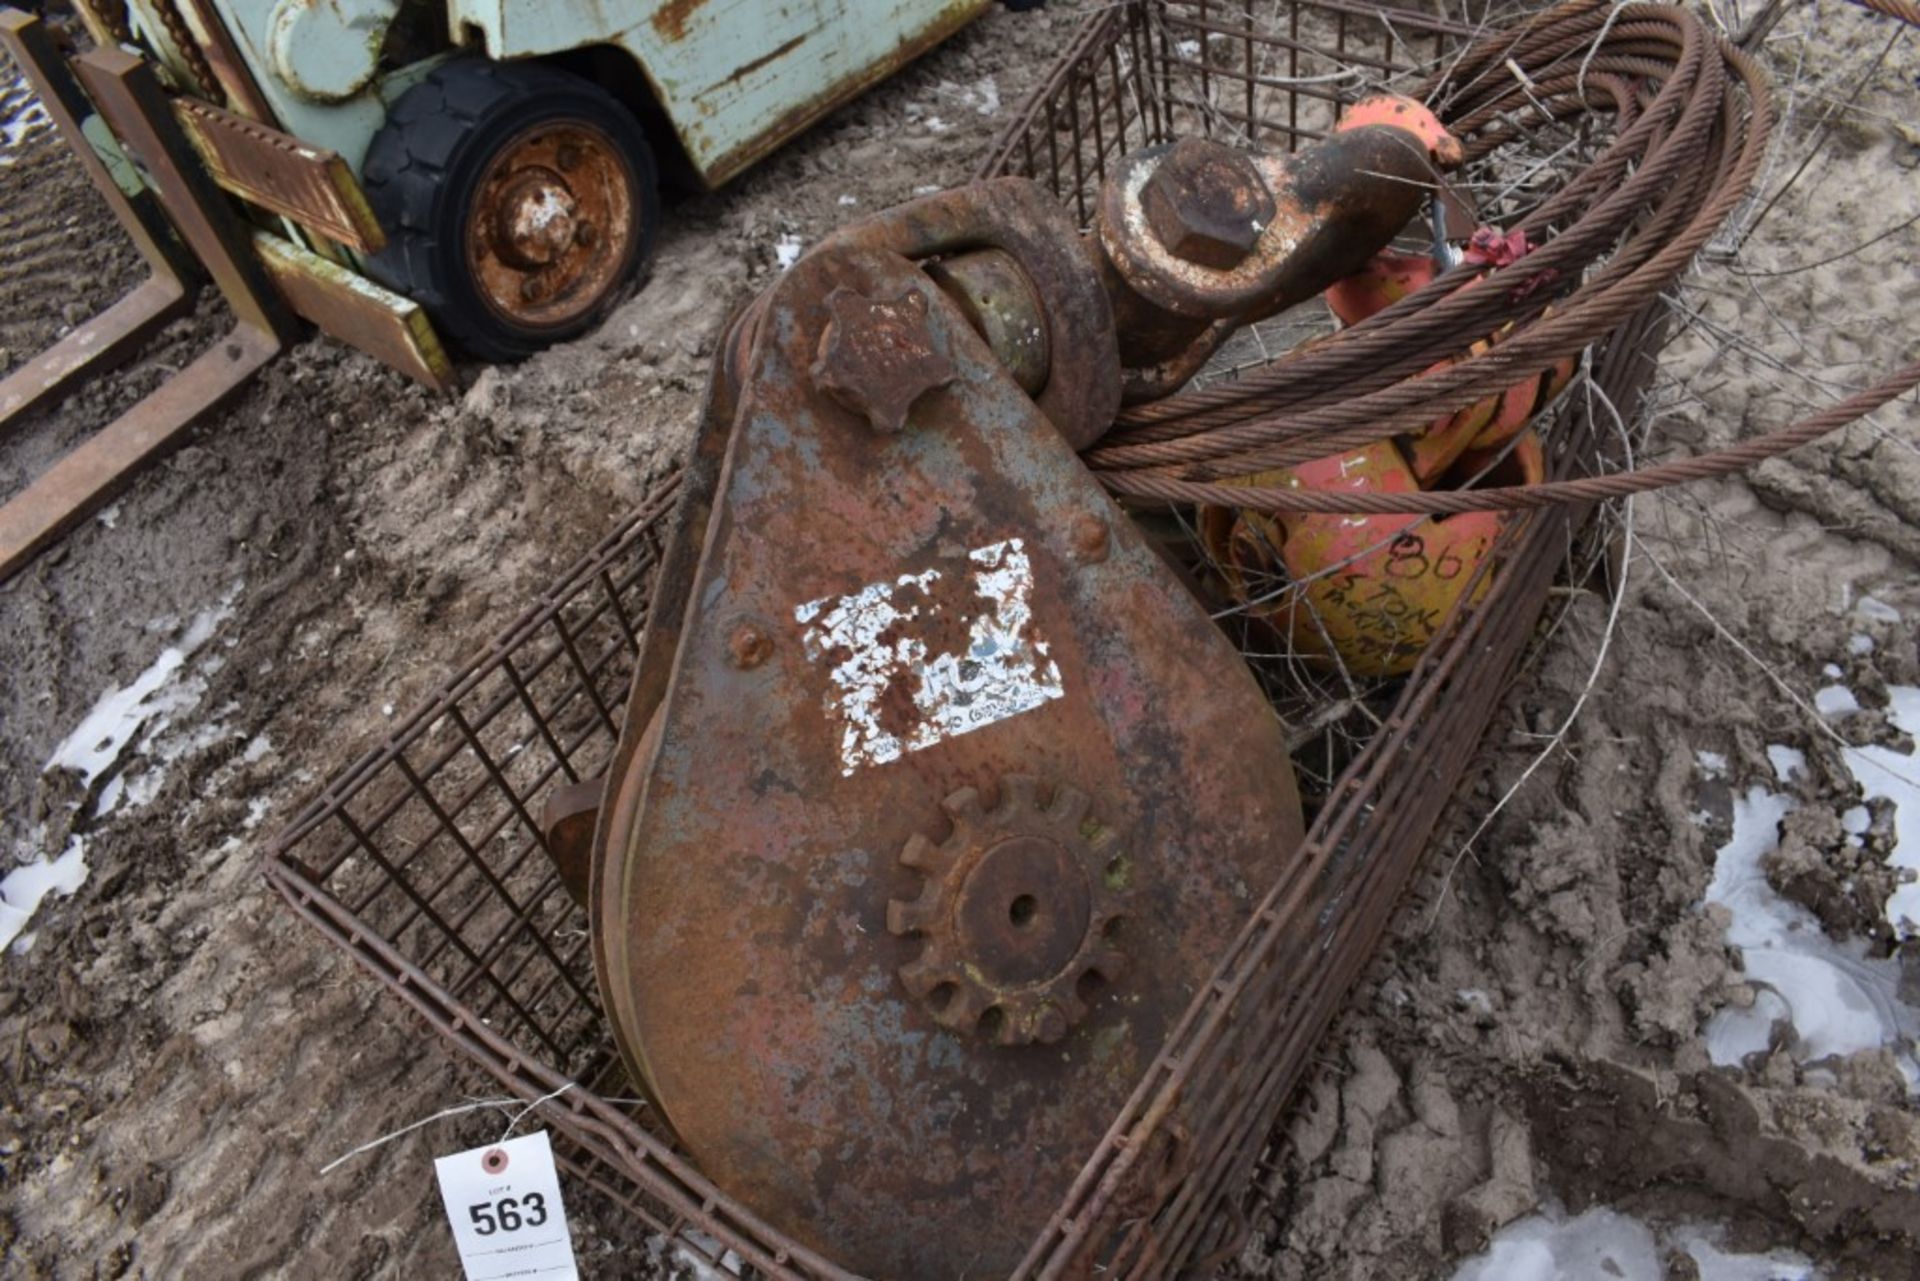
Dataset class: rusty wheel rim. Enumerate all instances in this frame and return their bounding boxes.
[465,122,637,330]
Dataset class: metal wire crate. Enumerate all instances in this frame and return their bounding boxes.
[266,3,1664,1277]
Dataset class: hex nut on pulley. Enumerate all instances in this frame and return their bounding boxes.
[1141,136,1277,269]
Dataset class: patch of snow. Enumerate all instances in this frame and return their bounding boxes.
[1705,987,1792,1066]
[1832,685,1920,938]
[1856,595,1901,623]
[923,115,951,133]
[44,588,238,817]
[1701,779,1920,1086]
[1451,1205,1818,1281]
[1814,685,1860,716]
[656,1230,745,1278]
[774,233,804,270]
[97,502,121,529]
[1,76,52,165]
[242,796,273,831]
[1822,663,1842,679]
[1849,633,1874,655]
[1766,744,1805,782]
[837,194,857,206]
[1175,38,1202,57]
[936,77,1002,117]
[1697,749,1728,778]
[1669,1223,1820,1281]
[0,838,89,953]
[1452,1206,1660,1281]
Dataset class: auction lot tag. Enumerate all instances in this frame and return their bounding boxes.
[434,1131,579,1280]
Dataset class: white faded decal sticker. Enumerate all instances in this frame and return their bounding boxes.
[795,538,1065,776]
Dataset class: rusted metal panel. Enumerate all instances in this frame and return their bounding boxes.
[592,210,1308,1275]
[174,95,388,252]
[251,230,454,390]
[176,0,399,175]
[174,0,280,121]
[565,111,1462,1271]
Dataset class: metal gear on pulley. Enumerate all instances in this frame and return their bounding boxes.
[887,775,1131,1046]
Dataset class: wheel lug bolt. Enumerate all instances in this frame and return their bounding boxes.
[575,222,597,248]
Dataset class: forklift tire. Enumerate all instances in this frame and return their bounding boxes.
[363,59,659,363]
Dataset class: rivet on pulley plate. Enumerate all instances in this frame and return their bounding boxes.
[1070,513,1110,563]
[727,622,773,669]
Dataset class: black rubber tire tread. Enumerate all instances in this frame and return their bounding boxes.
[362,58,659,363]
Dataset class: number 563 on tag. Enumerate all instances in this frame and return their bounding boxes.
[434,1131,579,1280]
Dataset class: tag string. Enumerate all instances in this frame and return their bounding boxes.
[319,1082,582,1176]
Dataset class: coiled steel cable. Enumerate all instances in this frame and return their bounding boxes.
[1087,0,1917,514]
[1855,0,1920,25]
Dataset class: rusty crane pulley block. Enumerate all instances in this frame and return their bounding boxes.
[541,99,1455,1278]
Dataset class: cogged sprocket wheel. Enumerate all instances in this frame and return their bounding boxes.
[887,775,1130,1046]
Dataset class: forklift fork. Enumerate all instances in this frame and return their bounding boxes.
[0,12,295,581]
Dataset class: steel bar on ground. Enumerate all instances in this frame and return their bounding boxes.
[0,44,296,582]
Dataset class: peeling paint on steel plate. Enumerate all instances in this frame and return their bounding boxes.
[796,537,1066,776]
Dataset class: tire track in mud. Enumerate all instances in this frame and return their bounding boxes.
[0,113,140,374]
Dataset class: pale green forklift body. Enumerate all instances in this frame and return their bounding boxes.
[117,0,986,183]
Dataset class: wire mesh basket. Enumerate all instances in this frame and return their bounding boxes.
[265,3,1665,1277]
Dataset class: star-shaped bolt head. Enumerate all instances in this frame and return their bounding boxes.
[810,287,957,434]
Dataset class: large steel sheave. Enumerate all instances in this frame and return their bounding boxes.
[592,194,1308,1278]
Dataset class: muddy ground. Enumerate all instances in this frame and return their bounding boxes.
[2,3,1917,1279]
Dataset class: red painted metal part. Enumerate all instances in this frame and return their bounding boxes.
[1202,234,1580,677]
[1205,430,1548,677]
